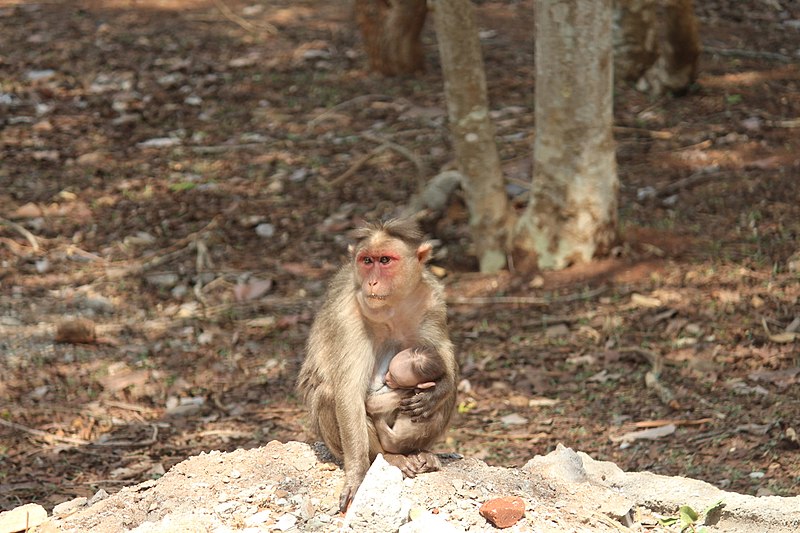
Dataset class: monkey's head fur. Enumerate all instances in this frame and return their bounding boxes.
[349,219,434,310]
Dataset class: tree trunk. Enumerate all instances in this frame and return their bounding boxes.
[354,0,428,76]
[614,0,700,95]
[513,1,618,271]
[431,0,512,272]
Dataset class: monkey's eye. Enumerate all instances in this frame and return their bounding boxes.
[379,256,391,265]
[362,257,373,265]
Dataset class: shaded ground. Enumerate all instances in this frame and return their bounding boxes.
[1,0,799,513]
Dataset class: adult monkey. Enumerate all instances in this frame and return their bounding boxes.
[297,219,458,511]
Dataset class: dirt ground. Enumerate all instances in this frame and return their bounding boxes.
[1,0,799,514]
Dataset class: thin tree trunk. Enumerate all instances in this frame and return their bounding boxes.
[354,0,428,76]
[514,1,618,271]
[431,0,512,272]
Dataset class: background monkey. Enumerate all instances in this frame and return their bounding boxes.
[296,219,458,511]
[366,347,448,454]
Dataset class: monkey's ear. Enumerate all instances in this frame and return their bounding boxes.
[416,242,433,263]
[417,381,436,389]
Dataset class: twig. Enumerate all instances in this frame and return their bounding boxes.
[361,132,427,180]
[323,145,389,187]
[0,217,40,252]
[705,46,793,63]
[102,400,152,413]
[0,418,89,446]
[307,94,393,128]
[613,126,673,140]
[618,347,677,408]
[92,424,159,447]
[634,418,713,428]
[772,119,800,128]
[447,285,608,306]
[194,238,213,305]
[211,0,277,34]
[191,143,269,154]
[105,217,219,280]
[458,429,549,441]
[656,169,729,198]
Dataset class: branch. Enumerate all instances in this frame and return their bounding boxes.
[0,217,40,252]
[447,286,608,306]
[211,0,277,34]
[0,418,89,446]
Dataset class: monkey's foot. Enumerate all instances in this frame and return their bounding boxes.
[384,451,441,478]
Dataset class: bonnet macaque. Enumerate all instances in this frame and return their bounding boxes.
[296,219,457,511]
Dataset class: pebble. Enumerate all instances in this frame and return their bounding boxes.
[479,496,525,529]
[52,497,88,518]
[274,513,297,531]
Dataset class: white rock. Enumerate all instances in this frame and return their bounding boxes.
[0,503,48,532]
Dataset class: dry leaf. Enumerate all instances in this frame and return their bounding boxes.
[611,423,677,443]
[233,277,273,302]
[55,318,97,344]
[631,293,662,308]
[748,367,800,388]
[768,332,797,344]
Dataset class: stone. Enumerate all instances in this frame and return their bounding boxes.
[0,503,48,533]
[52,497,87,518]
[479,496,525,529]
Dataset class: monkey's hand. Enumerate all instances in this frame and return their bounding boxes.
[399,382,446,422]
[339,470,367,513]
[339,484,355,514]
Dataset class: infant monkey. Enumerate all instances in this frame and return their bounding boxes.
[367,348,447,454]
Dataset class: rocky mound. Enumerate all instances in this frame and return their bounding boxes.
[4,441,799,532]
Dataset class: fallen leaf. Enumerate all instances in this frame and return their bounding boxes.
[11,202,44,219]
[634,418,712,428]
[768,332,797,344]
[281,262,328,279]
[748,367,800,388]
[631,293,662,308]
[500,413,528,426]
[735,423,771,435]
[528,398,560,407]
[611,423,677,443]
[233,278,273,301]
[55,318,97,344]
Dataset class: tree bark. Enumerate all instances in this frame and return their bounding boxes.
[431,0,512,272]
[354,0,428,76]
[614,0,700,95]
[513,1,618,271]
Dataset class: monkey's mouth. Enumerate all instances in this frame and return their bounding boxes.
[367,294,388,301]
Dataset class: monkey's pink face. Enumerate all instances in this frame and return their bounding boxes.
[355,250,405,307]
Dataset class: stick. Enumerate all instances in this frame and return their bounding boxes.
[0,418,89,446]
[105,217,219,279]
[307,94,393,128]
[618,347,677,408]
[211,0,277,34]
[323,145,389,187]
[613,126,673,140]
[458,430,549,441]
[447,285,608,306]
[361,131,427,180]
[656,169,728,197]
[0,217,40,252]
[705,46,793,63]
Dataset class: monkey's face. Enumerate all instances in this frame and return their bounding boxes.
[352,234,428,310]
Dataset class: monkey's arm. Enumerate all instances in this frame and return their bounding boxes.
[399,378,451,422]
[366,389,409,418]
